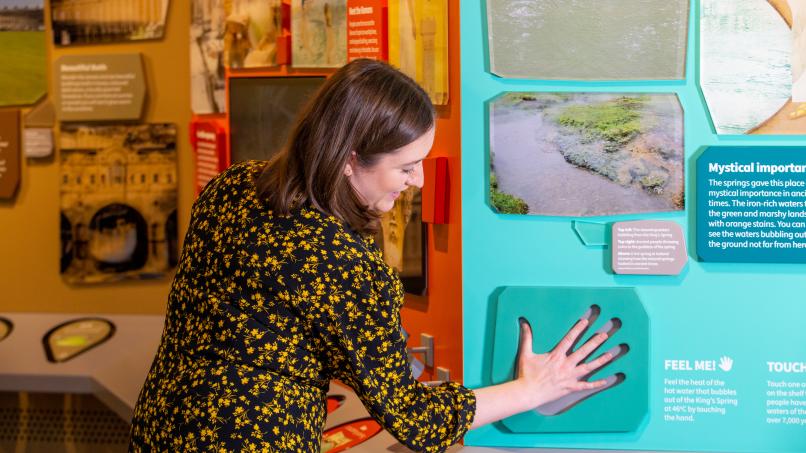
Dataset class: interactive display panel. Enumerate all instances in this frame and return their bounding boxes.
[491,287,648,433]
[462,1,806,452]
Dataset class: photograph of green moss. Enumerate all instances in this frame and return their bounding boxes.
[489,92,684,217]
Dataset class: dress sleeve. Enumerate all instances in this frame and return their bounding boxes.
[316,258,476,452]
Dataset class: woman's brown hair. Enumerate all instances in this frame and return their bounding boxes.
[255,58,435,234]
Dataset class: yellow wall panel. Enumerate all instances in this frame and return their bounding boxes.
[0,2,192,314]
[387,0,448,105]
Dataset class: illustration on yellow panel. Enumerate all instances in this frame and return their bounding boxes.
[388,0,448,105]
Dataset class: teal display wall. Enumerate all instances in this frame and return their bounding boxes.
[461,1,806,451]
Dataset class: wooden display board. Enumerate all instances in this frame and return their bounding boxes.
[0,110,21,199]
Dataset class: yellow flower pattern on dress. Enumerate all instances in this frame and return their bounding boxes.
[129,161,476,452]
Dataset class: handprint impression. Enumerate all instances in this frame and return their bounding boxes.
[524,305,630,416]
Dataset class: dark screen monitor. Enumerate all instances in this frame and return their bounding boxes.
[229,76,326,163]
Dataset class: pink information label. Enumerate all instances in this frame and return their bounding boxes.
[612,220,687,275]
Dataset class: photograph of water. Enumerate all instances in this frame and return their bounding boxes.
[700,0,794,134]
[486,0,688,80]
[489,93,684,217]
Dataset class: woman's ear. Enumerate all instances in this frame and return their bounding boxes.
[344,151,357,177]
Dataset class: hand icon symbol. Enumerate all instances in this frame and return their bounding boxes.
[719,356,733,372]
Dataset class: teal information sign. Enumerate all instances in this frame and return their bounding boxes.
[697,147,806,263]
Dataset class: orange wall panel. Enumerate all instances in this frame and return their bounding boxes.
[216,0,464,383]
[399,0,462,383]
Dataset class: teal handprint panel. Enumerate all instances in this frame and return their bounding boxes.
[491,286,649,433]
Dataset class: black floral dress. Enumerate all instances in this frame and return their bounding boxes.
[129,161,476,452]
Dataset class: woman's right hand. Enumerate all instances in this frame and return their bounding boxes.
[515,318,614,410]
[470,316,618,430]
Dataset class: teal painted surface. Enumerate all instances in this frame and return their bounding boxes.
[461,1,806,451]
[492,287,649,433]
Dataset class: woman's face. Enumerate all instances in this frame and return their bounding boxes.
[346,127,434,213]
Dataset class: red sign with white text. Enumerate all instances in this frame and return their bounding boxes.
[346,0,388,62]
[190,119,228,195]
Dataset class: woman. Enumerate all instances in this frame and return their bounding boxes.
[129,59,613,452]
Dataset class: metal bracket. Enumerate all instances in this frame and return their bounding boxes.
[407,333,434,368]
[436,366,450,382]
[423,368,452,387]
[423,366,451,387]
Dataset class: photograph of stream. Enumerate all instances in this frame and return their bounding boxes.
[489,92,684,217]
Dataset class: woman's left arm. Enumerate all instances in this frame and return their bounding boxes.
[316,257,474,453]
